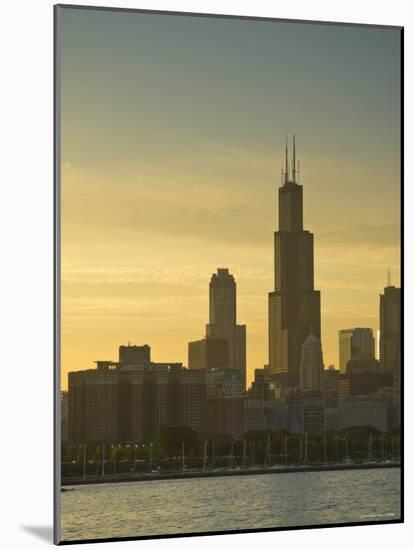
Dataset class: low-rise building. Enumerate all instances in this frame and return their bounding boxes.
[244,397,265,432]
[338,396,388,432]
[286,390,324,435]
[264,398,288,431]
[324,407,339,433]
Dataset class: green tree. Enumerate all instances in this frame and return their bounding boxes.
[160,425,199,457]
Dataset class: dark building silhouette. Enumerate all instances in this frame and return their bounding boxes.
[188,337,228,370]
[207,397,245,440]
[67,345,192,444]
[299,333,324,392]
[268,137,321,388]
[168,367,207,435]
[339,328,375,373]
[286,389,324,435]
[206,369,244,439]
[248,368,278,401]
[346,356,381,374]
[264,399,289,431]
[143,365,169,442]
[68,362,119,443]
[118,367,145,442]
[244,396,266,431]
[322,365,340,407]
[189,268,246,388]
[391,376,401,429]
[338,396,388,432]
[337,356,393,399]
[61,390,69,443]
[67,341,213,444]
[119,344,151,365]
[380,285,401,377]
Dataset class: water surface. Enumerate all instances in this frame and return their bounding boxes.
[61,468,401,541]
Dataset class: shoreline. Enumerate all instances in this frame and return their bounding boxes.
[61,461,400,487]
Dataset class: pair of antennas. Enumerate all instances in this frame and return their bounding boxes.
[281,134,300,184]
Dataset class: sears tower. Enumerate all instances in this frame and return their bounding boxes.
[268,137,321,388]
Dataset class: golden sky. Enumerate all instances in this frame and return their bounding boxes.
[59,8,401,389]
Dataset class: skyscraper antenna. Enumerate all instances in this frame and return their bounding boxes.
[285,135,289,184]
[387,268,392,287]
[292,134,296,182]
[297,159,300,183]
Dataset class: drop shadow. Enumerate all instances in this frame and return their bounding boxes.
[21,525,53,543]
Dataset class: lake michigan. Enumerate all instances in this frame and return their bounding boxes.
[61,467,401,542]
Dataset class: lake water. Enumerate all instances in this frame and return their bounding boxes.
[60,468,401,542]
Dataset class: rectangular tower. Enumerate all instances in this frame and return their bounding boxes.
[268,137,321,389]
[188,337,229,370]
[380,285,401,377]
[338,327,375,373]
[205,268,247,389]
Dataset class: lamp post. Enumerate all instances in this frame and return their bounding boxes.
[304,432,308,465]
[150,443,153,472]
[83,443,86,479]
[284,435,288,465]
[203,440,207,471]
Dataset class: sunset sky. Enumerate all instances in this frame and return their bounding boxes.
[59,7,401,389]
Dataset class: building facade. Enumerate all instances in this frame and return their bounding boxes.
[119,344,151,365]
[286,389,324,435]
[322,366,339,408]
[338,396,388,432]
[338,328,375,373]
[68,362,120,444]
[244,397,266,432]
[206,369,245,439]
[188,337,228,371]
[299,333,324,392]
[67,346,208,444]
[168,367,207,435]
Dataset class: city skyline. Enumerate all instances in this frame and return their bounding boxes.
[60,8,401,390]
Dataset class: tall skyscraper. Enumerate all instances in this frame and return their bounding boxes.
[190,268,247,388]
[209,268,236,325]
[380,284,401,377]
[268,137,321,388]
[338,327,375,373]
